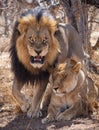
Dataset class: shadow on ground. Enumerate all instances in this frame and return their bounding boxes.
[0,112,72,130]
[0,111,99,130]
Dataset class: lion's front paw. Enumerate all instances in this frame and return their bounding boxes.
[41,115,55,124]
[21,102,30,113]
[56,113,72,121]
[27,108,36,118]
[36,110,42,118]
[27,108,42,118]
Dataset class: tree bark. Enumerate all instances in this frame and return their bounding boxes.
[3,0,8,36]
[82,0,99,8]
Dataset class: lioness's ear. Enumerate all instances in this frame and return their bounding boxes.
[70,58,77,65]
[57,63,67,72]
[17,23,28,34]
[72,62,81,72]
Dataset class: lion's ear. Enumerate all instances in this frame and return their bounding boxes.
[17,23,28,34]
[72,62,81,72]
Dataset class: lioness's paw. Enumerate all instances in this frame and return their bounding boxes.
[41,116,54,124]
[21,103,30,112]
[56,114,63,121]
[56,113,72,121]
[42,117,48,124]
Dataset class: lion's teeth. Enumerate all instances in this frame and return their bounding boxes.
[34,58,41,61]
[30,55,44,64]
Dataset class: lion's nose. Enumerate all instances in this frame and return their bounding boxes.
[35,49,41,55]
[54,87,58,91]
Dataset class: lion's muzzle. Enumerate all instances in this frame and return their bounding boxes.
[30,55,45,64]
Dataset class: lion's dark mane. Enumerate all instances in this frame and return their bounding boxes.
[10,37,49,84]
[10,41,49,84]
[9,7,54,84]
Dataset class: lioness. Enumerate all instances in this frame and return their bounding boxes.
[10,7,84,118]
[42,60,98,123]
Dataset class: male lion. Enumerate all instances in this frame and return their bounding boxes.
[42,60,98,123]
[10,7,84,118]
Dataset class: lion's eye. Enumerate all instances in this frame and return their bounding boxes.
[28,36,35,47]
[43,40,46,44]
[63,74,67,80]
[28,36,34,43]
[42,37,48,44]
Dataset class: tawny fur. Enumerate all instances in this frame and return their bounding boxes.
[16,31,60,73]
[10,7,84,118]
[41,60,98,123]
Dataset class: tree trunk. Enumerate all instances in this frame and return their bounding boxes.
[3,0,8,36]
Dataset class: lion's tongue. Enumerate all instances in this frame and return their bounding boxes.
[34,55,41,61]
[34,56,44,64]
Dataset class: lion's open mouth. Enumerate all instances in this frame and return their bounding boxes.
[30,56,45,64]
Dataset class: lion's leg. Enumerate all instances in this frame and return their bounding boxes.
[56,101,82,121]
[40,83,52,112]
[27,79,49,118]
[12,78,30,112]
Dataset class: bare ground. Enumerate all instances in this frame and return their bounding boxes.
[0,46,99,130]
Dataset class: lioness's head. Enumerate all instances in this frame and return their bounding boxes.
[50,60,82,95]
[15,7,60,71]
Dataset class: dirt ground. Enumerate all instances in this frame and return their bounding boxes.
[0,38,99,130]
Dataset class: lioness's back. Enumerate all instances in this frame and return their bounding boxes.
[58,23,84,60]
